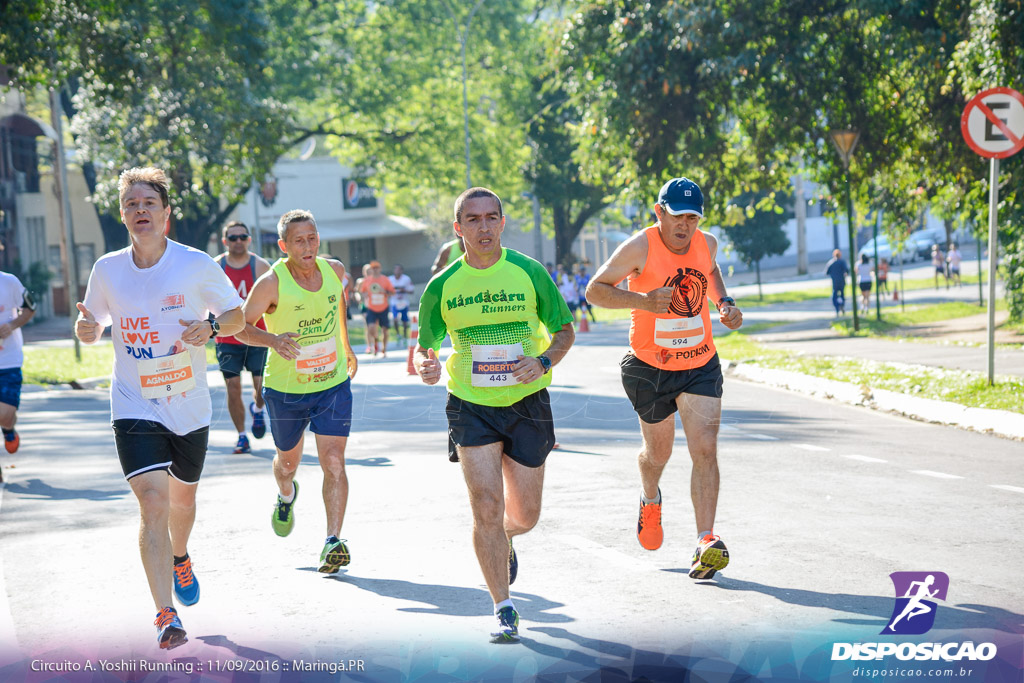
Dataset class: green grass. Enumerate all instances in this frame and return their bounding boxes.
[830,300,1008,338]
[716,327,1024,414]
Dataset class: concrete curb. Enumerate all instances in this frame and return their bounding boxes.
[727,361,1024,441]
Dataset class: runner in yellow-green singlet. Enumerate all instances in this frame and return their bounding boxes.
[415,187,575,643]
[235,209,358,574]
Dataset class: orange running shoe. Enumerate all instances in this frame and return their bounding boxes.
[4,430,19,454]
[154,606,187,650]
[689,534,730,579]
[637,491,663,550]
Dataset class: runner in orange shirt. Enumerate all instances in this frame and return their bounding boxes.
[586,177,742,580]
[357,261,395,357]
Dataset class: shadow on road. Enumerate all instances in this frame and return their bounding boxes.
[525,626,712,680]
[3,477,126,501]
[712,577,1024,634]
[323,575,572,623]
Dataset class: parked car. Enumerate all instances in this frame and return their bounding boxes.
[906,228,948,259]
[857,235,917,263]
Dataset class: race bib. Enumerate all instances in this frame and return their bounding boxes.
[653,316,707,349]
[296,337,338,375]
[370,293,386,307]
[471,343,523,387]
[139,350,196,398]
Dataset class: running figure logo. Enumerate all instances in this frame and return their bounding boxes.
[662,268,708,318]
[882,571,949,635]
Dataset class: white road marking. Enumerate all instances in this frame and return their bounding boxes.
[911,470,964,480]
[989,484,1024,494]
[794,443,830,452]
[843,454,888,463]
[555,534,652,572]
[720,426,778,440]
[744,433,780,441]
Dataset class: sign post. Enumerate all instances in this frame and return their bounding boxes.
[960,87,1024,385]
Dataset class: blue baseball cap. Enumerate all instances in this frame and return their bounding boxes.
[658,178,704,217]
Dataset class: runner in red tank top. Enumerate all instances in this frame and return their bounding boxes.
[586,178,743,580]
[214,221,272,454]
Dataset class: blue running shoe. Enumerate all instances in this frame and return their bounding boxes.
[508,540,518,585]
[233,434,251,454]
[490,606,520,643]
[173,556,200,606]
[249,402,266,439]
[154,606,187,650]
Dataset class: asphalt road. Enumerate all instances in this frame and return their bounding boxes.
[0,324,1021,682]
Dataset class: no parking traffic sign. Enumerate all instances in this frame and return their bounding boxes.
[960,87,1024,159]
[960,86,1022,386]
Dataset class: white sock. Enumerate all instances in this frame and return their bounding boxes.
[279,487,295,503]
[252,405,264,414]
[494,599,515,615]
[239,431,246,438]
[641,489,661,505]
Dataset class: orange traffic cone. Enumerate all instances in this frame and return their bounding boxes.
[893,289,899,302]
[406,313,419,375]
[578,314,589,333]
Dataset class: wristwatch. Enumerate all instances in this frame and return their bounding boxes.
[537,354,552,374]
[717,296,736,310]
[209,319,221,338]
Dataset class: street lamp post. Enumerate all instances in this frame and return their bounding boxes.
[443,0,487,190]
[830,129,861,332]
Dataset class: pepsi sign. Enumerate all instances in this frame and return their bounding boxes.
[343,179,377,210]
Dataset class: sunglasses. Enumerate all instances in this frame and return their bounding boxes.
[226,234,250,242]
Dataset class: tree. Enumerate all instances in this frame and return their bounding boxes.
[721,192,792,300]
[523,73,615,266]
[67,0,290,249]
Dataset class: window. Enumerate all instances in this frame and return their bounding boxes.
[348,238,376,267]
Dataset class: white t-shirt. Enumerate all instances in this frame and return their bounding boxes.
[0,272,27,370]
[558,273,579,304]
[83,240,243,435]
[388,273,414,310]
[856,262,873,284]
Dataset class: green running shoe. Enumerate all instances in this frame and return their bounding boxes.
[272,481,298,537]
[490,606,520,643]
[318,536,351,573]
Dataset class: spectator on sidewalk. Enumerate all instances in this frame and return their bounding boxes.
[855,253,873,310]
[824,249,849,317]
[947,243,962,288]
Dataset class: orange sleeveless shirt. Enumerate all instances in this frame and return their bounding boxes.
[628,225,718,370]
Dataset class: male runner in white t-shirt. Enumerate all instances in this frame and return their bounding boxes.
[0,269,37,465]
[388,263,414,345]
[76,167,244,650]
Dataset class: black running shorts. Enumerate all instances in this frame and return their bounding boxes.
[446,389,555,468]
[620,352,724,424]
[112,419,209,483]
[216,342,268,379]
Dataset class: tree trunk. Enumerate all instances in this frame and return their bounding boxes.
[755,259,763,301]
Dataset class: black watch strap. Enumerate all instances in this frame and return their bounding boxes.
[209,319,220,338]
[537,354,552,373]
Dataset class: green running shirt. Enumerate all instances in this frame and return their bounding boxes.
[263,257,348,394]
[418,248,573,407]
